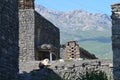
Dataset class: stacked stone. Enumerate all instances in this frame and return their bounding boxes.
[19,0,35,9]
[0,0,19,80]
[111,3,120,80]
[19,59,113,80]
[66,41,80,59]
[19,9,35,62]
[50,59,113,80]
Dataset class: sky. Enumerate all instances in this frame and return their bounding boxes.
[35,0,120,15]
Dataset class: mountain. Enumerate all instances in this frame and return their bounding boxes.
[35,4,112,59]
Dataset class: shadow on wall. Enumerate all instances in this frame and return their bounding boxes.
[19,68,62,80]
[0,0,19,80]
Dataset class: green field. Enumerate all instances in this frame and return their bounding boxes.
[79,41,112,59]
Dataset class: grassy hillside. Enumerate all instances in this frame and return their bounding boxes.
[80,41,112,59]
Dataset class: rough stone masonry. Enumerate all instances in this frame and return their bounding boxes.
[19,0,60,63]
[0,0,19,80]
[111,2,120,80]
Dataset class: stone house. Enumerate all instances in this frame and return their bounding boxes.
[19,0,60,62]
[60,41,97,59]
[66,41,80,59]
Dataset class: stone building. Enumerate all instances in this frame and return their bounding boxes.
[60,41,97,59]
[111,3,120,80]
[0,0,19,80]
[66,41,80,59]
[19,0,60,62]
[19,0,34,9]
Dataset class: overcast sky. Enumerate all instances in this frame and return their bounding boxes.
[35,0,120,15]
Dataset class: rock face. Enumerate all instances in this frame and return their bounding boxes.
[0,0,19,80]
[111,3,120,80]
[19,0,60,63]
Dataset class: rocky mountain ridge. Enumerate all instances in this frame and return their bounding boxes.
[35,4,111,31]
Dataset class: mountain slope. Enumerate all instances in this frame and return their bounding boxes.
[35,4,112,59]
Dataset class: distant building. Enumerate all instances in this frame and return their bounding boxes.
[19,0,60,62]
[60,41,97,59]
[66,41,80,59]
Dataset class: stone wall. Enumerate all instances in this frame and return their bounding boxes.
[19,9,35,62]
[35,11,60,59]
[50,59,113,79]
[111,3,120,80]
[19,59,113,80]
[0,0,19,80]
[19,0,34,9]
